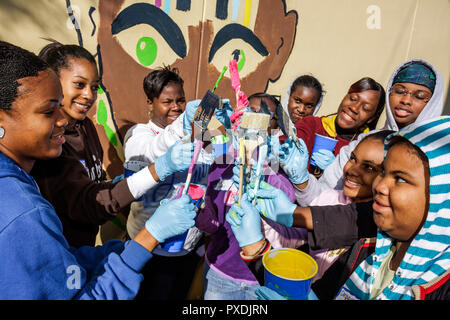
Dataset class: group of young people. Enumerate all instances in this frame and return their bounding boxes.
[0,39,448,300]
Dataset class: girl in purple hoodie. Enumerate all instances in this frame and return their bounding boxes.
[196,94,306,300]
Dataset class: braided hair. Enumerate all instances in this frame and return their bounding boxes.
[0,41,49,111]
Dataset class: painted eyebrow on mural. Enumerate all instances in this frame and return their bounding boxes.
[208,23,268,63]
[111,3,187,58]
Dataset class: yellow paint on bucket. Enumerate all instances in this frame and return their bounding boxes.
[262,248,318,280]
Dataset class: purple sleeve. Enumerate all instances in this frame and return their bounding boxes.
[195,163,233,234]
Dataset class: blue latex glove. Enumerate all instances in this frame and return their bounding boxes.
[231,160,257,197]
[255,286,319,300]
[279,136,309,184]
[226,194,264,247]
[145,194,196,243]
[311,149,336,170]
[214,99,233,130]
[154,139,194,181]
[267,134,281,163]
[183,99,201,135]
[251,181,296,227]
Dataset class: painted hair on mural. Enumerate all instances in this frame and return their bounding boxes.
[143,65,184,101]
[38,39,96,76]
[0,40,49,111]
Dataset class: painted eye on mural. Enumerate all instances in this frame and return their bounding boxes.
[136,36,158,66]
[111,3,187,68]
[208,23,268,78]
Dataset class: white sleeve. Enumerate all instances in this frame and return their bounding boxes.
[294,174,322,207]
[126,166,158,199]
[124,114,185,163]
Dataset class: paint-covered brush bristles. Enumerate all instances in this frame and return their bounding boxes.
[239,112,270,162]
[191,89,221,142]
[275,103,302,149]
[239,112,271,132]
[184,90,220,194]
[236,112,270,206]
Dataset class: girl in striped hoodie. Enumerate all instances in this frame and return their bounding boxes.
[340,116,450,300]
[229,116,450,300]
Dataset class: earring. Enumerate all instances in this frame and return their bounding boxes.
[0,127,4,139]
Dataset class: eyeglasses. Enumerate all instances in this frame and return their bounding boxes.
[389,85,431,103]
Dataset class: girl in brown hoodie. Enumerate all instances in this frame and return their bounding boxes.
[31,42,195,247]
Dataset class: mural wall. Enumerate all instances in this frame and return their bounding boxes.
[1,0,449,177]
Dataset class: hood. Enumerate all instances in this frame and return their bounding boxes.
[0,152,36,185]
[281,73,324,120]
[383,59,444,131]
[345,116,450,300]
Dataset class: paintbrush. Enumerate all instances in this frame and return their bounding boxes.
[191,90,221,142]
[229,58,249,132]
[275,103,302,150]
[182,140,203,196]
[247,100,272,203]
[237,112,270,205]
[182,90,221,195]
[251,143,268,205]
[212,66,228,93]
[237,136,245,205]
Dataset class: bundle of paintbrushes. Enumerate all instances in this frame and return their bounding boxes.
[236,112,270,205]
[182,90,221,195]
[275,103,302,150]
[250,100,272,204]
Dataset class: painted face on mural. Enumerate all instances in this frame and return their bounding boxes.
[97,0,297,139]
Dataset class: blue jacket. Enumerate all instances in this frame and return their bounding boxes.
[0,152,152,299]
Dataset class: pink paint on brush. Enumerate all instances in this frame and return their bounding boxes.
[228,59,249,131]
[229,60,249,109]
[182,140,203,196]
[230,110,244,122]
[185,184,205,200]
[188,140,203,174]
[229,59,241,91]
[172,184,204,200]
